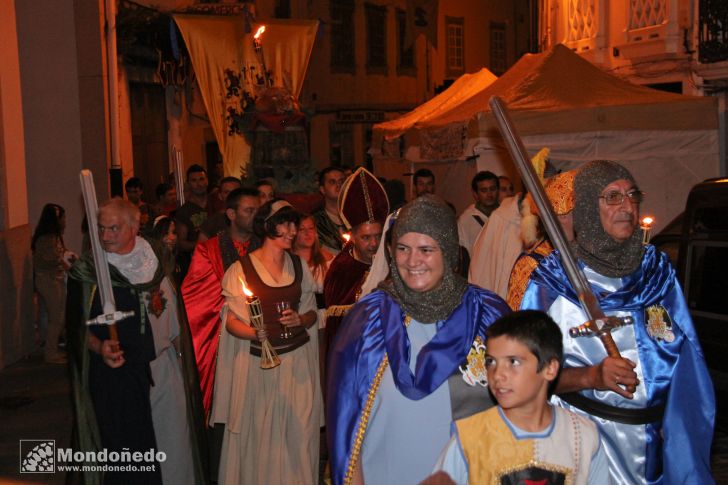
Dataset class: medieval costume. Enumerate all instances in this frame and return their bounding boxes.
[181,232,258,415]
[521,160,715,484]
[323,168,389,360]
[506,169,576,310]
[328,195,510,485]
[323,244,370,347]
[467,195,523,298]
[212,201,322,485]
[67,237,206,485]
[434,406,607,485]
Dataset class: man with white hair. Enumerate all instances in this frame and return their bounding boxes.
[67,198,205,485]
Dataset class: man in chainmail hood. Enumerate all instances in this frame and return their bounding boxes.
[572,160,643,277]
[327,194,510,485]
[520,160,714,484]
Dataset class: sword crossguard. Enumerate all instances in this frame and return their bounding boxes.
[86,310,135,326]
[569,316,634,338]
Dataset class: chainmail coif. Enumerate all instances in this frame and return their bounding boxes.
[572,160,644,277]
[378,195,468,323]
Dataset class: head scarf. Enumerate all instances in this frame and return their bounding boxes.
[378,195,467,323]
[572,160,643,277]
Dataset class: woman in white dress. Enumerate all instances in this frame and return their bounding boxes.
[213,199,322,485]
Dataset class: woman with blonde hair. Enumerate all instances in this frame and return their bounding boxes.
[293,214,333,321]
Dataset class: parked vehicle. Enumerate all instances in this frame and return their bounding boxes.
[652,177,728,429]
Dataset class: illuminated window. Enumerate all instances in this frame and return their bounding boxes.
[567,0,597,42]
[629,0,667,30]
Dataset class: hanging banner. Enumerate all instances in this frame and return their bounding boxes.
[174,15,318,177]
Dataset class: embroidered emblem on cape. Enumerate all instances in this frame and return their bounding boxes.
[459,336,488,387]
[146,286,168,318]
[645,305,675,342]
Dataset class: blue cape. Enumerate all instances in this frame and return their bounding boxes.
[326,285,509,485]
[522,245,715,483]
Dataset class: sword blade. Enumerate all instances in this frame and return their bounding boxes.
[79,170,116,316]
[489,96,621,358]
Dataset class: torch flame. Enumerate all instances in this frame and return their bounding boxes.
[254,25,266,39]
[240,277,253,297]
[641,216,654,227]
[342,233,351,243]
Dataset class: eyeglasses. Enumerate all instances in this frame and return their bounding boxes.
[599,190,645,205]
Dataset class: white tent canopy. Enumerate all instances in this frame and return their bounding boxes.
[371,44,720,231]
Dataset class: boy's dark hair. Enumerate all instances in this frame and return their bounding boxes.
[186,164,207,180]
[226,187,260,212]
[486,310,563,372]
[471,171,499,192]
[253,198,300,239]
[318,166,345,186]
[125,177,143,191]
[413,168,435,185]
[155,182,173,200]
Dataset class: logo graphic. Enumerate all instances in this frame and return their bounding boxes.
[20,440,55,473]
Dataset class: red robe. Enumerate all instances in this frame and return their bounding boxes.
[181,235,251,416]
[323,244,370,356]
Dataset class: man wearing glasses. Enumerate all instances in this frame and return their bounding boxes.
[520,160,715,484]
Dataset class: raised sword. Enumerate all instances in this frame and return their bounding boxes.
[488,96,634,362]
[79,170,134,337]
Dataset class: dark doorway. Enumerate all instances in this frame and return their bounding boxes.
[130,82,168,204]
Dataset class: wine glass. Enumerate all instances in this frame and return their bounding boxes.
[276,301,292,339]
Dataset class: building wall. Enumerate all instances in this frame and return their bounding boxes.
[302,0,530,170]
[541,0,727,175]
[0,0,34,368]
[0,0,111,367]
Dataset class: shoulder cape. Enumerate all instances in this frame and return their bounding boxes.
[326,285,509,485]
[66,241,208,485]
[521,244,715,484]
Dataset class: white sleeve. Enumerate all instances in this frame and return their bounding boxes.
[432,427,469,485]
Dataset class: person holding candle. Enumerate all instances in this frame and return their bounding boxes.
[327,194,510,485]
[520,160,715,484]
[212,199,321,485]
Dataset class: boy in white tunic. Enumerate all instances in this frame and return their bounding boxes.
[430,311,610,485]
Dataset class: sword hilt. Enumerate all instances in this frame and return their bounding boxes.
[568,316,634,339]
[86,310,135,326]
